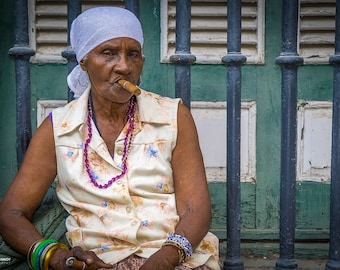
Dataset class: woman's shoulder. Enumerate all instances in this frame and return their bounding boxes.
[51,93,88,135]
[138,89,182,107]
[137,89,181,124]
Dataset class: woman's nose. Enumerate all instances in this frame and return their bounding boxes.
[114,54,131,74]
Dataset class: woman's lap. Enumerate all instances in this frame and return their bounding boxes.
[99,254,211,270]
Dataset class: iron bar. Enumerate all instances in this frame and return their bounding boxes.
[61,0,81,102]
[221,0,246,269]
[169,0,196,109]
[326,0,340,269]
[8,0,35,168]
[275,0,303,269]
[125,0,139,18]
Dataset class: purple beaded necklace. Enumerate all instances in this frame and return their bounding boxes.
[84,94,136,189]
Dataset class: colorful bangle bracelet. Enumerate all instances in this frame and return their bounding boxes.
[39,243,57,270]
[31,239,57,270]
[166,234,193,259]
[162,241,187,264]
[42,243,69,270]
[27,239,44,270]
[36,242,53,270]
[31,240,49,270]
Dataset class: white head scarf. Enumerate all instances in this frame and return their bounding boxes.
[67,7,144,97]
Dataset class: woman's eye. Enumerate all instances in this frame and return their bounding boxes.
[129,52,140,59]
[102,51,116,57]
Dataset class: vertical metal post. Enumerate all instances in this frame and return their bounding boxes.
[62,0,81,102]
[125,0,139,18]
[221,0,246,269]
[326,0,340,269]
[275,0,303,269]
[169,0,196,109]
[8,0,35,168]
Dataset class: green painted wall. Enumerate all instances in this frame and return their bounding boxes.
[0,0,334,245]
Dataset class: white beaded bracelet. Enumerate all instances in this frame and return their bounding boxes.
[166,234,193,259]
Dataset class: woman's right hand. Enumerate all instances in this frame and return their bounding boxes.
[49,246,113,270]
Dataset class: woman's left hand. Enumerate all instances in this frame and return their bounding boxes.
[49,246,113,270]
[139,246,180,270]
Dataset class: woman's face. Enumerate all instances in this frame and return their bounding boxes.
[80,37,143,103]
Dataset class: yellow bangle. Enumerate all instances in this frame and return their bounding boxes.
[162,241,186,264]
[40,243,58,270]
[42,243,69,270]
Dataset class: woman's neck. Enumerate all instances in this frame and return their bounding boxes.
[90,91,130,124]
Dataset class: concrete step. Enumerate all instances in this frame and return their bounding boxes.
[219,241,329,269]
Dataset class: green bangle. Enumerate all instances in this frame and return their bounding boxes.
[31,239,57,270]
[27,239,43,270]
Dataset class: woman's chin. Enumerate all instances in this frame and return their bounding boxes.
[109,90,133,104]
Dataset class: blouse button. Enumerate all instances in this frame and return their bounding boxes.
[126,206,132,213]
[117,149,123,155]
[116,180,122,185]
[131,220,138,227]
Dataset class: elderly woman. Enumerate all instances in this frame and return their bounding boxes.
[0,7,220,270]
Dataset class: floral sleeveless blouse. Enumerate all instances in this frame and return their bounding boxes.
[52,87,220,269]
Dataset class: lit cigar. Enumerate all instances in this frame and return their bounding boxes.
[117,79,141,96]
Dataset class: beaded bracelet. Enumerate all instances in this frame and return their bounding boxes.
[163,234,193,263]
[167,234,193,258]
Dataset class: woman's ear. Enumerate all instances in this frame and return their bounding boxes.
[79,58,87,71]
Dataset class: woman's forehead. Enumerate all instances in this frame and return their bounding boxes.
[96,37,141,48]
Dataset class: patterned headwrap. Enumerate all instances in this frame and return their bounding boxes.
[67,7,144,97]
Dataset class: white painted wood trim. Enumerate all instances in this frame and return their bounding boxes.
[191,101,257,183]
[297,101,332,182]
[37,100,67,126]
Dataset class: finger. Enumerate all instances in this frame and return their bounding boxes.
[78,250,112,268]
[66,256,113,270]
[71,247,95,265]
[66,257,112,270]
[66,257,86,270]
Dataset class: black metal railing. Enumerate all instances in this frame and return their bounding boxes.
[125,0,139,19]
[169,0,196,109]
[8,0,35,169]
[326,0,340,269]
[275,0,304,269]
[221,0,247,269]
[61,0,81,102]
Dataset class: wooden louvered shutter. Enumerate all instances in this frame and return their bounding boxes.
[29,0,124,63]
[299,0,336,64]
[161,0,265,64]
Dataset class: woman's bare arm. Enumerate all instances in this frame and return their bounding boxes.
[0,117,57,254]
[140,103,211,269]
[171,103,211,248]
